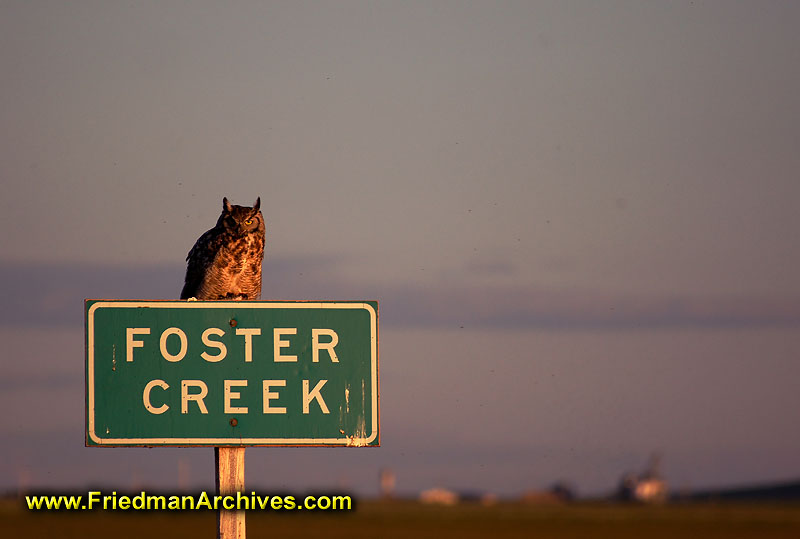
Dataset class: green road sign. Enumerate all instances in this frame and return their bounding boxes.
[85,300,379,447]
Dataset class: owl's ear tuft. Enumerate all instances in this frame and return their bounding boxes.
[223,197,233,213]
[253,197,261,211]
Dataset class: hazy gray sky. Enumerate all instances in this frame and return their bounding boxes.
[1,1,799,496]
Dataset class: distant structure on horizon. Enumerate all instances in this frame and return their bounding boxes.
[419,487,458,506]
[379,468,396,499]
[617,454,668,503]
[676,478,800,502]
[521,482,576,505]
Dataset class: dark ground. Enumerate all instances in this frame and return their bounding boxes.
[3,499,800,539]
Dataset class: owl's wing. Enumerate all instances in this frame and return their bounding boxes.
[180,228,224,300]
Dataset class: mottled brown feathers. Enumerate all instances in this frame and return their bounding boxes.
[180,197,265,300]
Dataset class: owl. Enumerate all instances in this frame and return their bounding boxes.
[180,197,265,300]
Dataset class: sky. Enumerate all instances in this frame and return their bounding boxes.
[1,0,799,498]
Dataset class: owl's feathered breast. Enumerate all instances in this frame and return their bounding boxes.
[180,225,265,300]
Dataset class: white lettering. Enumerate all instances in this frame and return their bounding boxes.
[142,379,169,414]
[273,328,298,362]
[235,328,261,362]
[262,380,287,414]
[160,328,188,362]
[126,328,150,362]
[224,380,248,414]
[302,379,329,414]
[312,329,339,363]
[181,380,209,414]
[201,327,227,362]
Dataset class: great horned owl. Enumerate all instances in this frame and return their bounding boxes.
[180,197,265,300]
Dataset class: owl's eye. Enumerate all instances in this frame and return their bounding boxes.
[245,219,253,225]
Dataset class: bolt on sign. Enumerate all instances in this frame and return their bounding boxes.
[85,300,379,447]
